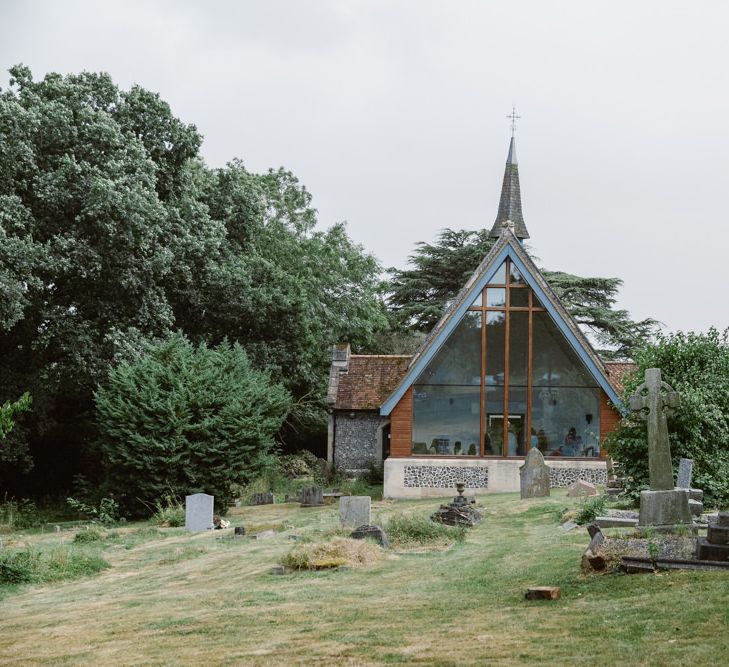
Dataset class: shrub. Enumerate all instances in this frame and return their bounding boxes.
[0,547,109,586]
[73,528,104,544]
[0,497,40,531]
[385,512,467,546]
[150,496,185,527]
[95,333,290,515]
[573,496,607,525]
[280,537,383,570]
[67,497,120,527]
[605,328,729,506]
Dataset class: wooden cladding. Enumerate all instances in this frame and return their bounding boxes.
[390,387,413,457]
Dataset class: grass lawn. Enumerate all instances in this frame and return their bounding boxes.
[1,490,728,666]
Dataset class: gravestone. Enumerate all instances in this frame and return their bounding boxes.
[251,492,274,506]
[300,486,324,507]
[519,448,550,499]
[350,524,390,549]
[676,458,693,489]
[185,493,214,532]
[567,480,597,498]
[629,368,692,532]
[695,512,729,561]
[339,496,371,527]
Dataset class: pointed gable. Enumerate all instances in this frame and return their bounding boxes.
[380,227,622,415]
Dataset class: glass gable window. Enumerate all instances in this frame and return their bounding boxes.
[411,258,602,458]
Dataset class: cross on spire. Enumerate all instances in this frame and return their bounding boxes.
[507,105,520,137]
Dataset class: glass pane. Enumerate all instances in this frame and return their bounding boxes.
[532,311,597,387]
[509,287,529,307]
[484,403,504,456]
[531,387,601,457]
[416,311,481,385]
[510,262,526,285]
[486,288,506,308]
[506,391,527,456]
[485,311,505,386]
[533,293,545,308]
[412,385,480,456]
[488,261,507,285]
[470,291,482,307]
[508,311,529,387]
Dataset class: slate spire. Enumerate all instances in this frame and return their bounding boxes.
[489,136,530,240]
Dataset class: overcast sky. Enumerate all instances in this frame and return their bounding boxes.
[1,1,728,334]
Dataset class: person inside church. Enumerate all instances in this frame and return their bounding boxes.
[563,426,583,456]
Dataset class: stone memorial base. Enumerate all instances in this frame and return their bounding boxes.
[637,489,694,534]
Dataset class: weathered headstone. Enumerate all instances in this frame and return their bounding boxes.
[300,486,324,507]
[676,458,693,490]
[696,512,729,561]
[251,492,274,506]
[350,524,390,549]
[339,496,371,527]
[185,493,214,532]
[519,448,550,499]
[629,368,692,531]
[567,480,597,498]
[234,526,246,537]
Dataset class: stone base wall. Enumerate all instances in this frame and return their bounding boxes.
[384,457,607,499]
[333,412,388,472]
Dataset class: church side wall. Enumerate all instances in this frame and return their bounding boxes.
[599,388,621,457]
[390,387,413,457]
[333,412,387,473]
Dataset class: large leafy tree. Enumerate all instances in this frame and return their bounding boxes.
[96,334,290,514]
[386,228,658,359]
[605,328,729,506]
[0,65,386,493]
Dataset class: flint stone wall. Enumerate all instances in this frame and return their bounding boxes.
[404,464,489,488]
[549,466,607,487]
[333,412,387,472]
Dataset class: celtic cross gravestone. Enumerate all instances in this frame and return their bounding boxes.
[629,368,692,532]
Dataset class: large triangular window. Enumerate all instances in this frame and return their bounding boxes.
[412,258,601,458]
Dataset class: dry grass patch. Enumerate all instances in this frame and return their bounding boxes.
[280,537,384,570]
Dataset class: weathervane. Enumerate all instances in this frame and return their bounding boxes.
[507,105,520,136]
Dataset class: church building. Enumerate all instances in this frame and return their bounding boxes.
[327,137,634,498]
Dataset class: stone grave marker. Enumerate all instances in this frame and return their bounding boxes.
[185,493,214,532]
[676,458,693,490]
[567,480,597,498]
[339,496,371,527]
[519,448,550,499]
[350,524,390,549]
[251,492,274,506]
[629,368,692,531]
[300,486,324,507]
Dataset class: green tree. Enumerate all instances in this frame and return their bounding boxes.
[386,228,658,358]
[96,333,290,514]
[605,328,729,507]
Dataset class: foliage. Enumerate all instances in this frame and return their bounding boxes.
[0,545,109,585]
[150,496,185,528]
[0,496,40,530]
[279,537,383,570]
[0,392,30,440]
[605,328,729,506]
[96,333,290,514]
[67,496,120,527]
[573,496,607,525]
[385,228,658,359]
[0,65,388,496]
[384,512,466,546]
[73,527,104,544]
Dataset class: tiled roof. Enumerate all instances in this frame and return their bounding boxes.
[333,355,412,411]
[604,361,638,394]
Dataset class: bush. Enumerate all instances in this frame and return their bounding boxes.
[73,528,104,544]
[605,328,729,506]
[67,497,120,527]
[573,496,607,525]
[150,496,185,527]
[385,512,467,546]
[95,333,290,514]
[0,497,40,531]
[0,547,109,586]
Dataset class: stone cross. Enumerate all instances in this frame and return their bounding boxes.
[629,368,680,491]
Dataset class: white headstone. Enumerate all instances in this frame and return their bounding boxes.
[339,496,371,527]
[185,493,214,532]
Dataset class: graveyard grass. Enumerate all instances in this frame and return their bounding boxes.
[2,491,729,666]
